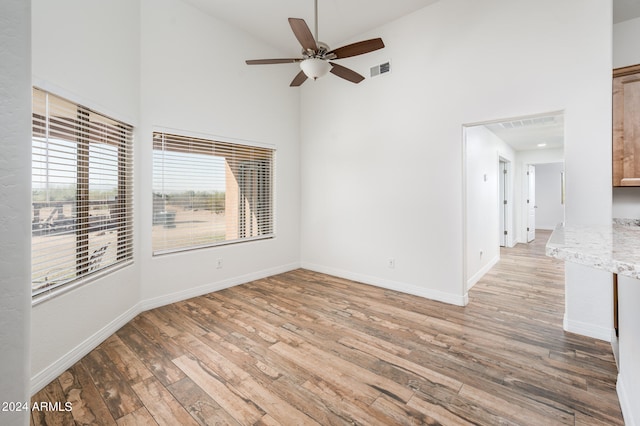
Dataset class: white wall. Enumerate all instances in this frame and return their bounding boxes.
[29,0,301,393]
[300,0,611,310]
[613,16,640,68]
[29,0,142,392]
[31,0,139,123]
[533,162,565,230]
[613,187,640,218]
[0,1,31,424]
[617,274,640,426]
[613,16,640,219]
[465,125,515,290]
[138,0,301,307]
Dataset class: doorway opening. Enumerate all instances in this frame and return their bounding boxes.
[463,111,564,294]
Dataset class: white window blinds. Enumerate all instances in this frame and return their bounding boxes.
[152,132,274,255]
[32,88,134,298]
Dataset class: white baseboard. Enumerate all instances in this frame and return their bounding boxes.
[563,314,613,342]
[30,302,141,394]
[301,262,467,307]
[617,373,636,426]
[140,262,300,311]
[467,254,499,291]
[31,262,300,395]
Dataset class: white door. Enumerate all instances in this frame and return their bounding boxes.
[527,164,536,242]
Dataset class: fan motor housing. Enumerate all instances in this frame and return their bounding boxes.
[303,42,335,60]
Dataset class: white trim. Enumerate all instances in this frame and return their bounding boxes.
[30,262,300,395]
[467,254,499,290]
[152,125,277,151]
[461,125,469,294]
[464,109,565,129]
[140,262,300,311]
[152,235,275,257]
[301,262,468,307]
[563,314,613,342]
[617,373,636,426]
[32,261,134,307]
[30,302,140,395]
[611,330,620,368]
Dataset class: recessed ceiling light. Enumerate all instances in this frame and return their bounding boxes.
[537,143,547,147]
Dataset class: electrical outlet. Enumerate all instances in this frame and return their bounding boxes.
[387,258,395,269]
[216,258,223,269]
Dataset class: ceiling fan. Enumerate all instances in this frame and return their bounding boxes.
[245,0,385,87]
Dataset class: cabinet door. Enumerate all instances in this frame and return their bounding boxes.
[613,66,640,187]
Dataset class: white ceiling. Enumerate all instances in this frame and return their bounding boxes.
[181,0,440,56]
[181,0,640,55]
[180,0,635,152]
[484,114,564,152]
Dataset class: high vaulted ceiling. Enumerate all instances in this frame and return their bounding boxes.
[181,0,638,153]
[181,0,440,56]
[182,0,640,56]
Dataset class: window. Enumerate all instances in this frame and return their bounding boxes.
[32,88,133,298]
[152,132,274,254]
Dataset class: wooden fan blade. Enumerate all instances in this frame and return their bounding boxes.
[288,18,317,52]
[290,70,308,87]
[330,63,365,84]
[329,38,385,59]
[246,58,302,65]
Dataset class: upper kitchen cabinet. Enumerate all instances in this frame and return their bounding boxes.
[613,64,640,187]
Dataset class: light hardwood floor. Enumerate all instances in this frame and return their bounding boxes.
[31,231,624,425]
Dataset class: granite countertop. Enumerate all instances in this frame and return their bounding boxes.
[546,219,640,279]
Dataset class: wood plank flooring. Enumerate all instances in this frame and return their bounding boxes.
[31,231,624,425]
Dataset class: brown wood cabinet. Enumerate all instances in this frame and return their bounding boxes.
[613,64,640,186]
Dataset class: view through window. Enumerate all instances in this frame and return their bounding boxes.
[152,132,274,254]
[32,88,133,297]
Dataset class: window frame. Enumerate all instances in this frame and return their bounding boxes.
[31,88,134,302]
[151,130,276,256]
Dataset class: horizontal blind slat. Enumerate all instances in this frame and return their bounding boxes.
[152,131,274,255]
[32,88,134,297]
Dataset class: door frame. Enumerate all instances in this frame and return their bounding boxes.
[462,110,564,298]
[499,157,513,247]
[526,164,536,242]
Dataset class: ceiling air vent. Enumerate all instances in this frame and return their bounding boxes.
[500,115,556,129]
[370,61,391,78]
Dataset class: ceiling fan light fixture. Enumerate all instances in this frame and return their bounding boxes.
[245,2,384,87]
[300,58,331,80]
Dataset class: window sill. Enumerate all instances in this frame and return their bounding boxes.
[31,260,133,307]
